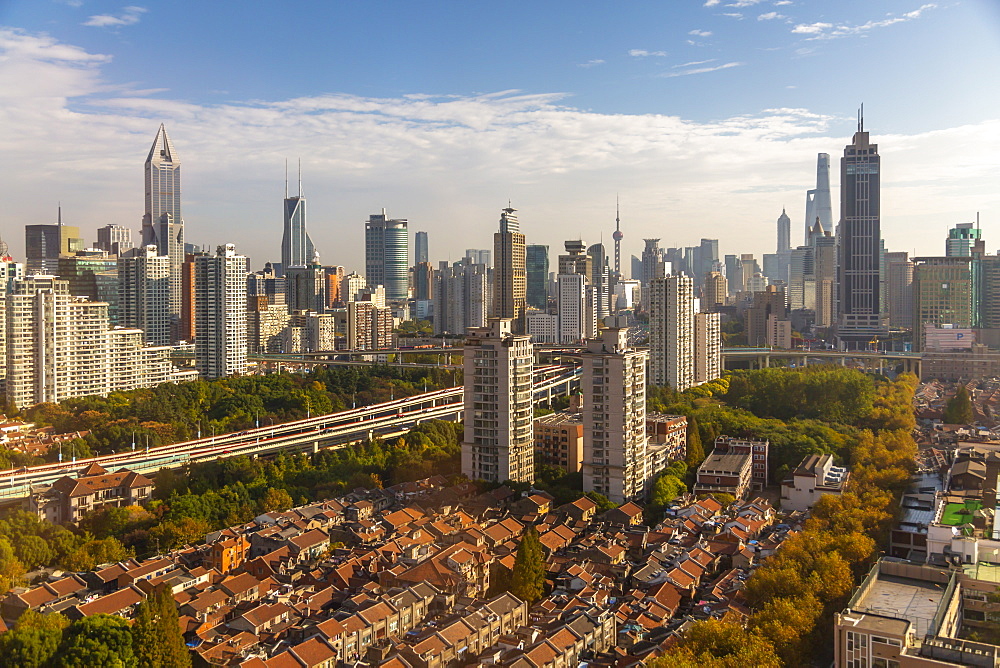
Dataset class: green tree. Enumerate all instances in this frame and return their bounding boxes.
[260,487,294,513]
[944,385,974,425]
[132,586,191,668]
[0,610,69,668]
[510,527,546,603]
[685,416,706,469]
[59,614,137,668]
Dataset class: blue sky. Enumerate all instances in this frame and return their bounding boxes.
[1,1,999,268]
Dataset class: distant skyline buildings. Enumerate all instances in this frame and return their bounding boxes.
[804,153,833,245]
[493,206,527,334]
[414,231,429,265]
[364,211,408,301]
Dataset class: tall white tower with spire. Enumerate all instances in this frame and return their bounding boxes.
[141,124,184,320]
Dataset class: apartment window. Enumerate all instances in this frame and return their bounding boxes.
[872,660,899,668]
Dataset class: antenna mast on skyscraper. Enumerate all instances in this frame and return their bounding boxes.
[298,158,302,197]
[284,160,288,199]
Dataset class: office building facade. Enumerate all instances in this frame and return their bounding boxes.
[493,207,526,334]
[525,244,549,310]
[141,125,185,321]
[365,211,409,301]
[414,231,429,265]
[119,245,171,345]
[281,169,315,271]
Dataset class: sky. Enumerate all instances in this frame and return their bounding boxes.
[1,0,999,272]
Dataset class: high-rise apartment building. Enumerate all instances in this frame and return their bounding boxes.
[412,262,433,301]
[280,164,315,271]
[493,207,526,334]
[814,232,837,328]
[746,285,788,348]
[649,275,694,391]
[365,211,408,301]
[414,231,429,265]
[556,273,595,344]
[913,256,975,351]
[340,272,366,303]
[180,251,208,342]
[324,266,345,308]
[581,326,649,504]
[525,244,549,310]
[4,276,194,408]
[641,239,666,311]
[95,224,133,256]
[347,301,393,350]
[694,312,722,385]
[836,123,884,348]
[195,245,248,379]
[119,245,172,346]
[434,260,489,336]
[247,295,290,355]
[461,319,534,484]
[702,271,727,311]
[724,254,743,296]
[141,125,185,321]
[804,153,833,244]
[286,263,327,313]
[885,251,914,330]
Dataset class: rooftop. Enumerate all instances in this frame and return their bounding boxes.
[854,574,948,637]
[939,500,982,527]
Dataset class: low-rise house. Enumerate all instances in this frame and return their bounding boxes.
[29,463,153,524]
[780,454,850,512]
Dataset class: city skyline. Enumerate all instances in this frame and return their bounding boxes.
[0,3,998,270]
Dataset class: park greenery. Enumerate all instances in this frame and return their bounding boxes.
[7,365,454,466]
[651,367,920,666]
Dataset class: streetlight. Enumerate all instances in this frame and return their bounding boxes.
[131,431,136,452]
[255,410,260,429]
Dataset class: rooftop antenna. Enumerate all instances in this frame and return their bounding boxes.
[298,158,302,198]
[860,103,864,132]
[284,160,288,199]
[57,202,62,226]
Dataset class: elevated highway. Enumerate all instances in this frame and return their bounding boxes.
[0,366,581,502]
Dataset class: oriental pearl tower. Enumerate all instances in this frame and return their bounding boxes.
[612,196,623,282]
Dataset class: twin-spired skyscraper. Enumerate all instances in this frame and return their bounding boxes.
[281,161,316,271]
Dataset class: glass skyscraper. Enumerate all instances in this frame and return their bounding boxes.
[365,210,409,301]
[836,122,884,348]
[526,244,549,309]
[281,164,315,270]
[414,231,429,265]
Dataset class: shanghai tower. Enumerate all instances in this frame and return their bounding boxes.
[142,124,184,319]
[804,153,833,244]
[281,161,315,270]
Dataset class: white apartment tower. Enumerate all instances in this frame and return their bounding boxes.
[694,312,722,385]
[581,326,650,504]
[195,244,248,379]
[649,275,695,391]
[461,319,534,484]
[4,276,194,408]
[119,245,172,346]
[556,273,597,344]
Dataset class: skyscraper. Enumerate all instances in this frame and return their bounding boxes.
[25,208,84,275]
[141,125,185,320]
[613,198,624,283]
[365,211,409,301]
[588,243,611,321]
[581,326,649,504]
[913,256,975,351]
[525,244,549,310]
[414,231,429,265]
[556,273,592,344]
[804,153,833,245]
[649,275,694,391]
[836,119,884,348]
[946,222,981,257]
[777,208,791,254]
[885,251,914,330]
[434,259,489,336]
[461,319,534,483]
[493,206,526,334]
[281,161,315,272]
[694,312,722,385]
[195,244,248,379]
[640,239,665,311]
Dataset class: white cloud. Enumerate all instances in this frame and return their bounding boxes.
[688,29,713,37]
[578,59,605,68]
[774,0,793,5]
[758,12,785,20]
[704,0,721,6]
[83,6,147,28]
[0,28,995,268]
[722,12,744,19]
[660,61,744,78]
[672,59,717,68]
[629,49,668,57]
[727,0,766,7]
[792,4,937,40]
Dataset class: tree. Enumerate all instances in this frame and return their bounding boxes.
[59,614,137,668]
[260,487,293,513]
[685,416,706,469]
[132,586,191,668]
[0,610,69,668]
[510,527,547,603]
[944,385,974,425]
